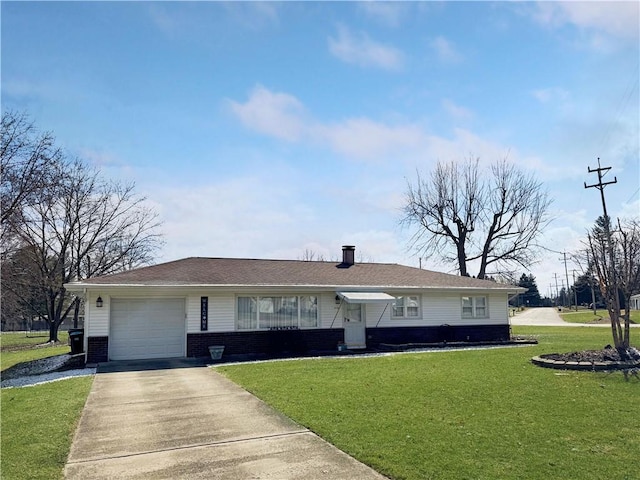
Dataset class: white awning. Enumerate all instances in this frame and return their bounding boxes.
[337,292,395,304]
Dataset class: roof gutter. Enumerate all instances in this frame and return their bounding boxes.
[64,282,526,294]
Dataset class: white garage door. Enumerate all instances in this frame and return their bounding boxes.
[110,298,185,360]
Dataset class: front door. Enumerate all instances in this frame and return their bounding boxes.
[344,303,366,349]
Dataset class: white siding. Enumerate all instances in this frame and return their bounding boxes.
[86,292,109,337]
[209,295,235,332]
[83,288,511,342]
[319,293,343,328]
[364,303,388,327]
[371,291,509,327]
[185,293,236,333]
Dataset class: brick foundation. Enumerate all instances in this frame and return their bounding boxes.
[187,324,510,358]
[187,329,344,357]
[89,325,510,361]
[366,324,510,345]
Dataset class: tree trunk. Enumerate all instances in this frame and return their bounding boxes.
[457,241,468,276]
[48,319,59,343]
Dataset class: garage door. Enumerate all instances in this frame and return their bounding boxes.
[110,298,185,360]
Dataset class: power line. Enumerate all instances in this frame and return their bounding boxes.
[625,186,640,205]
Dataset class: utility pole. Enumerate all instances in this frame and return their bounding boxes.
[559,252,571,309]
[586,251,597,315]
[584,157,617,221]
[553,273,560,307]
[572,270,578,311]
[585,158,621,344]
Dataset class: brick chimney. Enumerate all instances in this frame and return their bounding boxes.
[341,245,355,267]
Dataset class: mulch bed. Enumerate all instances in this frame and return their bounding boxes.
[543,348,639,363]
[534,347,640,372]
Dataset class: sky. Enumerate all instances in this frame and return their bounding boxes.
[2,1,639,297]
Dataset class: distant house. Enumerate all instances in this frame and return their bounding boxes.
[631,294,640,311]
[65,246,524,363]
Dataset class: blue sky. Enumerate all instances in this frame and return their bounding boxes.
[3,1,639,295]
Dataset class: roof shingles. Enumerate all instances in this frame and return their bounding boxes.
[68,257,520,291]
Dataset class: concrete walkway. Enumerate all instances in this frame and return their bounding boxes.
[65,359,387,479]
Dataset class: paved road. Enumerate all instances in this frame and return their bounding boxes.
[65,359,387,480]
[511,307,639,327]
[510,307,570,326]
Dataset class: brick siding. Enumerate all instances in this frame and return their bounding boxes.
[187,324,509,358]
[187,329,344,357]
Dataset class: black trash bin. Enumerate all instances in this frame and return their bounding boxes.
[68,328,84,354]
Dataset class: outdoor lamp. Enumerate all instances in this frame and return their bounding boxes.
[96,296,103,308]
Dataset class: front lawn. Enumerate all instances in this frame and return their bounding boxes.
[1,331,69,350]
[1,330,92,479]
[218,326,639,480]
[560,309,639,324]
[1,377,93,480]
[1,331,70,372]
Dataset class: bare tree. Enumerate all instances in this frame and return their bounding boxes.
[402,157,551,278]
[2,112,163,340]
[1,111,63,238]
[587,216,640,354]
[299,249,325,261]
[12,159,163,341]
[0,245,46,331]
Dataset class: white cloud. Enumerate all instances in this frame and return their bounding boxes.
[150,172,309,261]
[531,87,570,104]
[228,86,594,181]
[357,2,409,28]
[228,85,633,210]
[531,2,639,46]
[147,5,178,35]
[328,25,405,71]
[441,99,474,121]
[77,148,123,168]
[222,2,280,30]
[227,85,307,142]
[430,36,463,64]
[318,117,426,161]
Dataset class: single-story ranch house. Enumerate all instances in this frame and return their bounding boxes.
[65,246,524,363]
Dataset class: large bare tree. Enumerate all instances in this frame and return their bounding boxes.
[1,111,63,236]
[403,157,551,278]
[587,216,640,354]
[1,111,163,341]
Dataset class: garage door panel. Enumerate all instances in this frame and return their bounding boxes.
[110,298,185,360]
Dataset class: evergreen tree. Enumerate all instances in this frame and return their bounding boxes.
[517,273,542,306]
[571,273,603,306]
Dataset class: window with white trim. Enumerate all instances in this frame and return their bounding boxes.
[392,295,420,318]
[237,295,318,330]
[461,296,488,318]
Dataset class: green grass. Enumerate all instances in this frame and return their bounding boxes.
[218,326,639,480]
[1,331,70,372]
[1,330,92,479]
[1,377,93,480]
[1,331,69,349]
[560,309,640,324]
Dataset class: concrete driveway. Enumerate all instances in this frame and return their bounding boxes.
[65,359,387,479]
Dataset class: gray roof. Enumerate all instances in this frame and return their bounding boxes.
[66,257,522,292]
